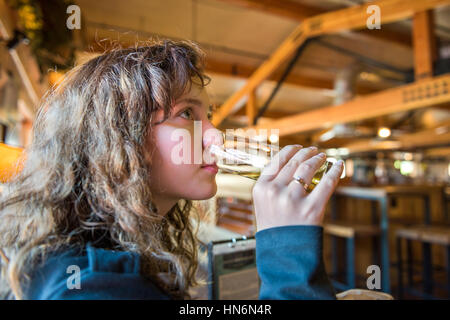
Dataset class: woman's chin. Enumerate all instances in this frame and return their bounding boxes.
[187,183,217,200]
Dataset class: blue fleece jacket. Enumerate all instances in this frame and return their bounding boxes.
[25,225,336,300]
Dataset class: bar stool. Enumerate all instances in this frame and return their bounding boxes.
[396,225,450,299]
[324,221,381,290]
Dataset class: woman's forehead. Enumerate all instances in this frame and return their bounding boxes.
[174,84,211,109]
[150,85,212,124]
[177,83,209,103]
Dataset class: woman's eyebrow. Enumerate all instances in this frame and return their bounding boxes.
[177,98,203,106]
[177,98,213,112]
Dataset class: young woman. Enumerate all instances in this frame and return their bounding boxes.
[0,39,343,300]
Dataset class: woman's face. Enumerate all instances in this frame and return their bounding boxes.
[146,82,222,210]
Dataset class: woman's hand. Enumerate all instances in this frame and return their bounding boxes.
[252,145,344,232]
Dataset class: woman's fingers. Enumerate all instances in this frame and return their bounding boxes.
[258,145,302,182]
[310,160,344,206]
[253,151,344,231]
[272,147,319,185]
[287,152,327,194]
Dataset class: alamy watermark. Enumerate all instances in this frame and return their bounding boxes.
[66,5,81,30]
[66,264,81,290]
[366,5,381,30]
[366,264,381,290]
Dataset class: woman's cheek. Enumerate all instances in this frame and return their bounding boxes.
[157,123,197,163]
[156,127,198,176]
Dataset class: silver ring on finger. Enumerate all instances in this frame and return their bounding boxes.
[292,175,309,192]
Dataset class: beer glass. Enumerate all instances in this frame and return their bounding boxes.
[206,132,337,192]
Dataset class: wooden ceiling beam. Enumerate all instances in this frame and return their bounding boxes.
[342,125,450,154]
[246,88,256,126]
[212,28,309,126]
[212,0,450,127]
[299,0,449,38]
[248,73,450,136]
[220,0,412,46]
[221,0,323,21]
[233,108,297,119]
[205,58,334,89]
[206,58,380,95]
[413,10,437,80]
[84,42,345,92]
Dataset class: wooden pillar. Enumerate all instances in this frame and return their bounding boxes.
[246,89,257,126]
[412,10,437,81]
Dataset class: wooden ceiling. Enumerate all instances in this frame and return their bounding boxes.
[49,1,450,153]
[74,0,423,94]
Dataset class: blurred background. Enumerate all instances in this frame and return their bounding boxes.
[1,0,450,300]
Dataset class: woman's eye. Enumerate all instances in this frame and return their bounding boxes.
[207,111,213,121]
[179,108,194,120]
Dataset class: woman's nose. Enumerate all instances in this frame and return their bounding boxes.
[202,127,223,149]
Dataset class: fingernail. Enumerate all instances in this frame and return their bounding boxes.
[310,146,317,151]
[318,152,326,158]
[337,160,344,166]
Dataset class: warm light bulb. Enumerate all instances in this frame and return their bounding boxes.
[269,134,279,144]
[378,127,391,138]
[404,152,413,161]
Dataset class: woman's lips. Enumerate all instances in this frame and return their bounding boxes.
[201,164,218,174]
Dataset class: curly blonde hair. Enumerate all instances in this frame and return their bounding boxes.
[0,39,211,299]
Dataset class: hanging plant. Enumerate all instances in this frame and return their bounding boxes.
[7,0,78,73]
